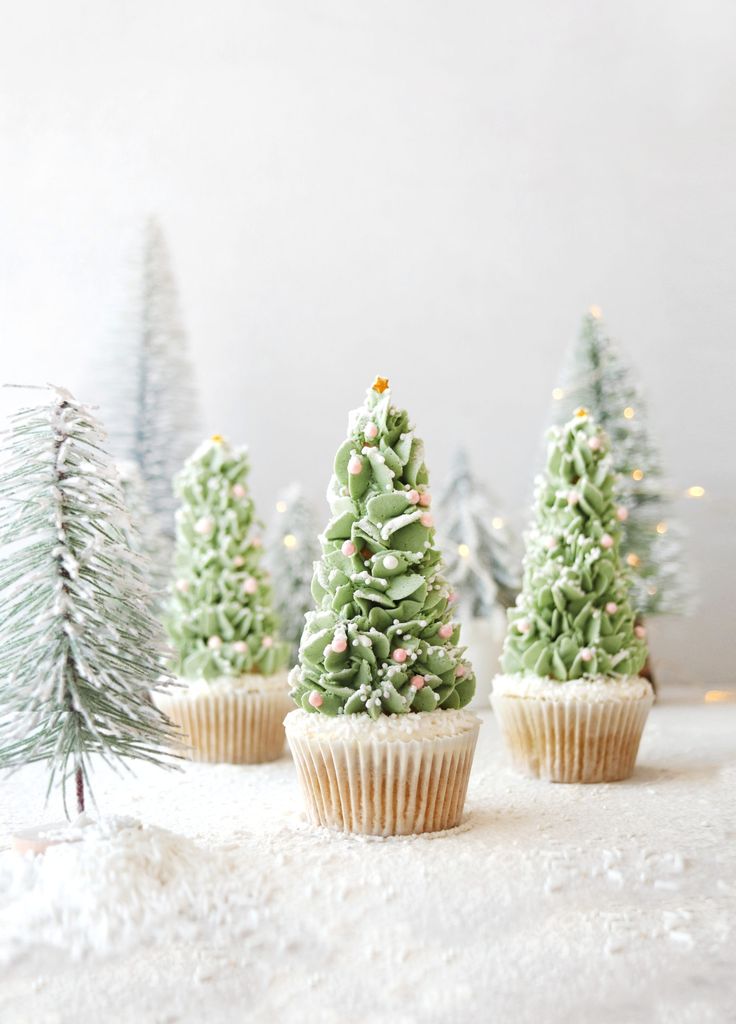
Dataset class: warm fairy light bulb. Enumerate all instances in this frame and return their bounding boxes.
[276,500,287,513]
[647,585,657,595]
[491,517,504,530]
[623,407,635,420]
[686,485,705,498]
[458,543,470,559]
[589,305,602,319]
[705,690,736,703]
[551,387,564,401]
[283,533,297,549]
[655,522,668,535]
[626,553,640,568]
[632,469,644,481]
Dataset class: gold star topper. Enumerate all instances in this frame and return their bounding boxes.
[574,407,588,418]
[372,376,390,394]
[211,434,224,443]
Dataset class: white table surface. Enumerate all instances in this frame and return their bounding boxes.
[1,693,734,1024]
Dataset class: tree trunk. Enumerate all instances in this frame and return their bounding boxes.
[76,766,85,815]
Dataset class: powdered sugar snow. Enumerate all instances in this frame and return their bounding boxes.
[0,816,262,964]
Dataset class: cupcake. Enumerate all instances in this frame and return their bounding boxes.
[286,378,480,836]
[491,409,653,783]
[156,436,291,763]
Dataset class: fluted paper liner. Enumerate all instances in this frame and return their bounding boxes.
[155,678,291,764]
[286,716,480,836]
[491,689,653,783]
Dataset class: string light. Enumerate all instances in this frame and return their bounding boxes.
[632,469,644,481]
[626,553,640,568]
[655,522,668,535]
[686,485,705,498]
[283,533,297,549]
[705,690,736,703]
[551,387,564,401]
[623,407,635,420]
[275,500,287,513]
[589,305,602,319]
[491,517,504,530]
[457,543,470,559]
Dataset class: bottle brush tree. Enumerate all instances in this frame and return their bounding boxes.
[436,447,520,618]
[0,387,179,816]
[552,310,691,617]
[265,483,319,663]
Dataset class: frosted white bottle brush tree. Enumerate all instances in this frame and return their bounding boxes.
[0,387,179,817]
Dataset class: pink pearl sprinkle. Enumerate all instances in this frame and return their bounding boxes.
[175,579,189,593]
[364,422,378,440]
[518,619,531,634]
[605,602,618,614]
[448,591,458,604]
[341,540,356,557]
[308,691,324,708]
[544,536,557,550]
[588,436,601,451]
[568,491,580,505]
[233,641,248,653]
[420,513,434,528]
[580,648,593,662]
[331,637,348,653]
[233,555,245,567]
[438,623,453,639]
[252,536,262,548]
[392,648,408,663]
[635,625,647,639]
[407,490,420,504]
[262,636,273,648]
[410,675,425,689]
[232,484,246,498]
[207,636,222,650]
[244,577,258,594]
[347,455,363,476]
[418,492,432,507]
[616,506,629,522]
[456,665,466,678]
[600,533,614,549]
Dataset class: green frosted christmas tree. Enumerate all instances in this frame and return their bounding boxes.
[167,436,289,680]
[502,408,648,681]
[552,310,690,616]
[290,377,475,718]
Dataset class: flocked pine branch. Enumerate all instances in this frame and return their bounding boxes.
[0,386,180,816]
[552,311,693,616]
[104,217,201,539]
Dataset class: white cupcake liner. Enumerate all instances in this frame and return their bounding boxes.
[285,709,480,836]
[154,673,292,764]
[491,676,653,783]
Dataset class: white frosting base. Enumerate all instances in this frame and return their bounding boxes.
[167,672,290,699]
[492,673,653,704]
[284,707,481,744]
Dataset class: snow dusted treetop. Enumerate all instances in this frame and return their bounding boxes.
[106,217,201,538]
[0,387,179,815]
[436,448,520,618]
[552,311,691,616]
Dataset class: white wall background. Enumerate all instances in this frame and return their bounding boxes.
[1,1,733,687]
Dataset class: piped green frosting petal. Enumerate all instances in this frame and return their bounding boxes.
[502,409,648,681]
[290,381,475,716]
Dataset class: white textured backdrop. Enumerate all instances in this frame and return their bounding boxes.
[0,1,733,687]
